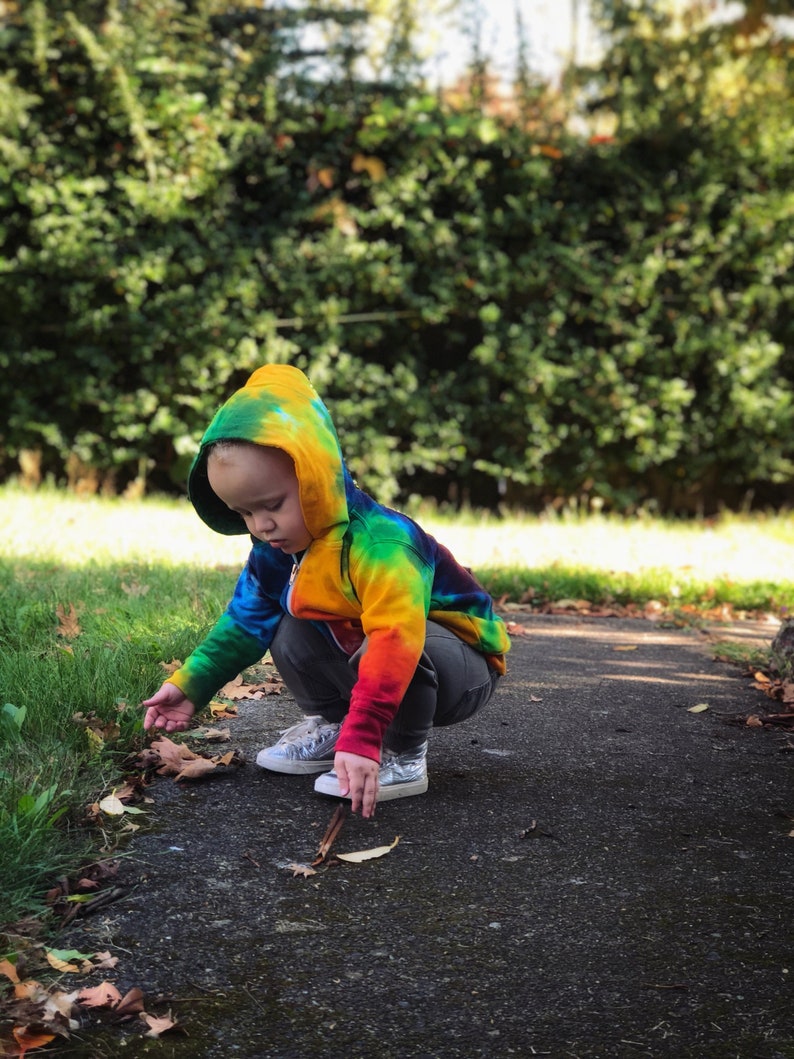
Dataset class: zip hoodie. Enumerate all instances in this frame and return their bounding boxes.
[168,364,510,762]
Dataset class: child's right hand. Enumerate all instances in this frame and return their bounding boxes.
[142,682,196,733]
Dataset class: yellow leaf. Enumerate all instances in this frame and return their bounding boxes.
[336,836,400,863]
[688,703,710,713]
[352,153,387,182]
[46,951,81,973]
[98,793,125,816]
[613,645,638,652]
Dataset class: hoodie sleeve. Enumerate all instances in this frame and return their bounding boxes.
[334,539,432,761]
[168,561,286,708]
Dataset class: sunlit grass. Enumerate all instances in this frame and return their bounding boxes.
[5,484,794,587]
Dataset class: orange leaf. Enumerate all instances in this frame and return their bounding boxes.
[55,603,81,639]
[12,1026,56,1055]
[0,958,20,983]
[77,982,122,1008]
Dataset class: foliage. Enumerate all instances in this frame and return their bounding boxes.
[0,0,792,512]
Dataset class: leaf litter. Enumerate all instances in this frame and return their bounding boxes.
[0,945,181,1055]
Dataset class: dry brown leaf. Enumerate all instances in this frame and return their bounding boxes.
[55,603,81,639]
[115,987,145,1018]
[174,758,218,781]
[159,659,182,675]
[613,645,638,652]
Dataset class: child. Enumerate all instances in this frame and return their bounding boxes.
[143,365,510,818]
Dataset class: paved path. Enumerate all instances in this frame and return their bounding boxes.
[66,615,792,1058]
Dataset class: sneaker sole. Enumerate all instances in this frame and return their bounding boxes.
[255,753,335,776]
[313,774,428,801]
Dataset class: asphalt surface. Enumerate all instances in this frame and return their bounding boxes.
[64,614,793,1059]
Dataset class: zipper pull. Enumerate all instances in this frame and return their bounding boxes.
[289,562,298,586]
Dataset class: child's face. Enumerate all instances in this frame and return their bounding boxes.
[208,445,312,554]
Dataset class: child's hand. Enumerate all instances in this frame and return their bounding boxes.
[334,751,379,818]
[142,683,196,733]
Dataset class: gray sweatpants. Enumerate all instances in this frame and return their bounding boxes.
[269,614,500,753]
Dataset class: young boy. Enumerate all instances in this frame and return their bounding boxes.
[143,365,510,818]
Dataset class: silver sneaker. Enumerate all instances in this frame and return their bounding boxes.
[314,741,428,802]
[256,716,340,775]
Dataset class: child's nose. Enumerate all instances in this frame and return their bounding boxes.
[253,512,275,535]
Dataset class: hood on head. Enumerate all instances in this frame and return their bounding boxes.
[188,364,349,537]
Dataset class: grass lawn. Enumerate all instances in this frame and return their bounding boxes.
[1,484,792,932]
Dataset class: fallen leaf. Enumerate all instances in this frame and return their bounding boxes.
[120,581,150,597]
[174,757,218,781]
[288,863,318,878]
[688,703,710,713]
[12,1025,56,1054]
[55,603,81,639]
[77,982,122,1008]
[98,794,125,817]
[613,645,638,652]
[115,987,145,1018]
[45,951,81,974]
[209,700,238,718]
[336,836,400,863]
[159,659,182,675]
[141,1012,179,1037]
[0,958,20,983]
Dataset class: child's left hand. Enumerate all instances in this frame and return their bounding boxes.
[333,751,379,818]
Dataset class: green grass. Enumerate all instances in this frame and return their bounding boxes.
[1,484,792,930]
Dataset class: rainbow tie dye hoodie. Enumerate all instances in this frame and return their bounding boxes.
[168,364,510,762]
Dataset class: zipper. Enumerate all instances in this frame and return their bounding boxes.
[286,555,301,614]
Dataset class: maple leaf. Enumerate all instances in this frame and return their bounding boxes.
[141,1012,180,1038]
[55,603,81,639]
[120,581,150,597]
[288,863,318,878]
[77,982,122,1008]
